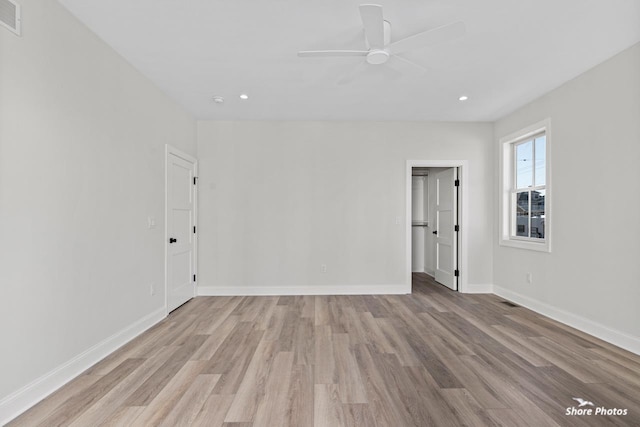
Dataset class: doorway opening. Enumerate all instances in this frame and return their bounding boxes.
[405,160,467,293]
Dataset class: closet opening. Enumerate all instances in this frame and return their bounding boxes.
[406,161,466,293]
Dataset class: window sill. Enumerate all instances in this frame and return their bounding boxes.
[499,238,550,253]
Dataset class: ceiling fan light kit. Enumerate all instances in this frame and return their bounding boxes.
[298,4,466,81]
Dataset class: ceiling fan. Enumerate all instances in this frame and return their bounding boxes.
[298,4,465,82]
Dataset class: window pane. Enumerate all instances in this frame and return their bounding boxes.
[535,136,546,186]
[515,191,529,237]
[530,189,545,239]
[516,140,533,188]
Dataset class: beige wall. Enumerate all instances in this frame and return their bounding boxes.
[0,0,196,406]
[197,121,494,293]
[493,43,640,350]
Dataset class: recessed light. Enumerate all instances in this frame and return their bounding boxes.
[239,93,249,100]
[458,95,469,101]
[212,96,224,104]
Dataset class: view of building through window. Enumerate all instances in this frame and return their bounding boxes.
[514,135,546,239]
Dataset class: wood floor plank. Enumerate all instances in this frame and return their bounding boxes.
[485,408,530,427]
[490,324,554,367]
[210,329,264,395]
[100,406,146,426]
[589,346,640,375]
[83,320,174,375]
[315,296,330,326]
[6,375,102,427]
[341,403,377,427]
[314,324,337,384]
[581,382,640,421]
[224,338,280,422]
[35,358,144,427]
[191,394,235,427]
[278,306,299,351]
[263,305,287,340]
[285,364,314,427]
[401,325,464,389]
[204,322,259,374]
[462,354,563,427]
[352,344,414,427]
[326,295,349,333]
[417,311,475,355]
[375,317,422,366]
[159,374,221,427]
[300,295,315,318]
[527,336,609,384]
[427,334,507,410]
[314,384,347,427]
[191,314,240,360]
[403,366,467,427]
[379,352,439,425]
[10,273,640,427]
[292,317,314,366]
[440,388,498,427]
[195,297,242,335]
[129,360,207,426]
[240,296,277,322]
[124,334,207,406]
[252,351,295,427]
[333,333,368,404]
[68,346,179,427]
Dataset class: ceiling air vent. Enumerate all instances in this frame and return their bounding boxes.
[0,0,21,36]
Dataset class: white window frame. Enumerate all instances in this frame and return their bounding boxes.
[499,119,551,252]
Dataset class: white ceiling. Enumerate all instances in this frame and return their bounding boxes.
[57,0,640,121]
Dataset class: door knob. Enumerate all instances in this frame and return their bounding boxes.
[432,231,437,235]
[169,237,177,243]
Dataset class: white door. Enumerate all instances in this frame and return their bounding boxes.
[166,146,197,313]
[434,168,457,290]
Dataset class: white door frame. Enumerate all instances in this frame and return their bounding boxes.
[165,144,198,315]
[405,160,468,293]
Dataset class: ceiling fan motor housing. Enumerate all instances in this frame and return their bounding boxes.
[366,50,390,64]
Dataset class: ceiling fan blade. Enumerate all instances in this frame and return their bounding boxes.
[298,50,368,57]
[389,55,429,74]
[385,55,429,76]
[359,4,385,49]
[387,21,465,55]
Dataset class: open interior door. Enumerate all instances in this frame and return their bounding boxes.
[434,168,457,290]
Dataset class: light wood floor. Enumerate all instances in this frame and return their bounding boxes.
[9,274,640,426]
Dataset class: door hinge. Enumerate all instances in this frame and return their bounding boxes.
[193,177,198,185]
[454,269,460,277]
[193,274,196,282]
[454,225,459,232]
[454,179,460,187]
[193,226,196,234]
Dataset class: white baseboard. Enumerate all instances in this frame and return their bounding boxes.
[462,283,494,294]
[493,286,640,355]
[0,307,166,425]
[198,284,409,296]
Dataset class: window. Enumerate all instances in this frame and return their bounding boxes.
[499,119,551,252]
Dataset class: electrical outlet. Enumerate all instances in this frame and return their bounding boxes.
[526,272,533,284]
[150,283,155,296]
[321,264,327,273]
